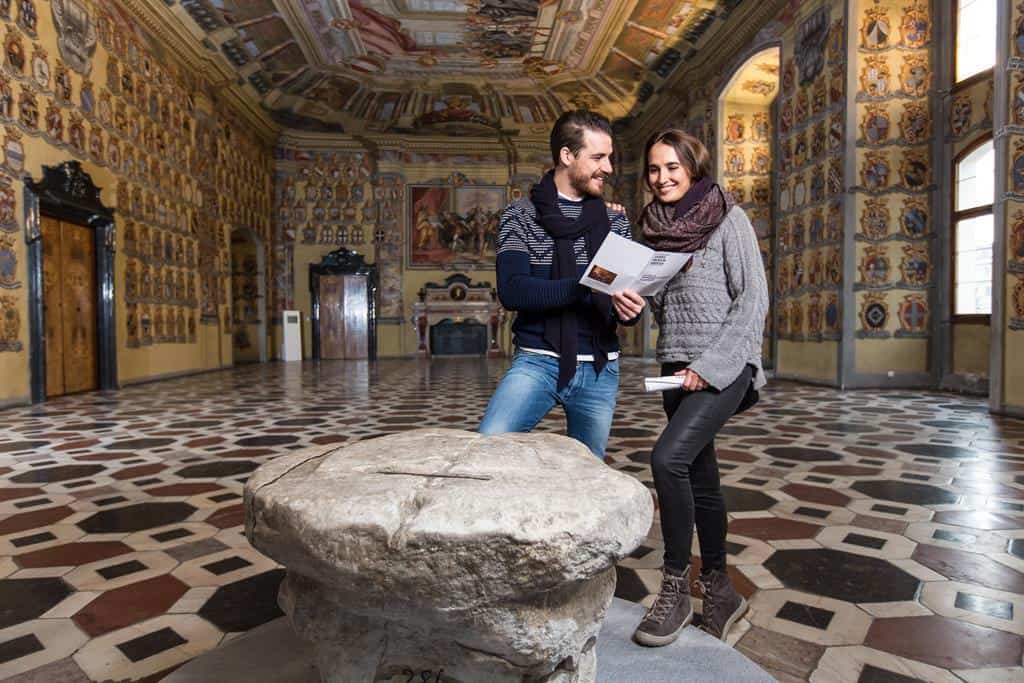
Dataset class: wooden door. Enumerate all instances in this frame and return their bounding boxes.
[317,274,368,359]
[41,216,97,396]
[319,275,344,359]
[342,275,368,359]
[41,216,64,395]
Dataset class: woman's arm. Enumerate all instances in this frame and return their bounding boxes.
[686,209,769,390]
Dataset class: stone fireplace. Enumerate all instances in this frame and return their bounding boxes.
[411,274,505,357]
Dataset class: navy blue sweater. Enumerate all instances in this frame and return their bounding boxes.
[496,197,638,356]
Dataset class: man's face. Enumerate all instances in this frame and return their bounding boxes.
[564,129,613,198]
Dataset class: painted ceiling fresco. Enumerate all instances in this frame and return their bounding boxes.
[173,0,744,134]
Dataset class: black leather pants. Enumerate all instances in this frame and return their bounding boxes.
[652,363,753,572]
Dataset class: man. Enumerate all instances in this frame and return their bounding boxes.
[478,110,645,459]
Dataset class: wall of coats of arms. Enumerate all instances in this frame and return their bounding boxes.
[0,0,275,403]
[1003,1,1024,408]
[852,0,934,377]
[721,100,776,369]
[772,0,847,382]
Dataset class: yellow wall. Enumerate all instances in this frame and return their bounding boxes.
[777,340,838,381]
[952,323,989,376]
[856,338,928,375]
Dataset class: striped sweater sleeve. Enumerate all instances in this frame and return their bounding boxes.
[495,205,583,312]
[687,210,769,390]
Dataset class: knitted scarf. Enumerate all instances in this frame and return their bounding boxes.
[639,177,734,252]
[530,171,613,390]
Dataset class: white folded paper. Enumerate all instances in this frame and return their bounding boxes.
[643,375,686,392]
[580,232,692,296]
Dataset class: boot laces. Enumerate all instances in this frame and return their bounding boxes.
[646,573,682,622]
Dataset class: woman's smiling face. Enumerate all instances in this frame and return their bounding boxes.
[646,142,692,204]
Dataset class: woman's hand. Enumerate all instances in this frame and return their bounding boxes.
[673,368,708,391]
[612,290,645,321]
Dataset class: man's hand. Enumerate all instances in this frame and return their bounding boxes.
[673,368,708,391]
[605,201,627,215]
[612,289,645,321]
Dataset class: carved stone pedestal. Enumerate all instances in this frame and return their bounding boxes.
[244,429,652,683]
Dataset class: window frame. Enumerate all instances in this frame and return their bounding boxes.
[950,134,994,323]
[952,0,996,86]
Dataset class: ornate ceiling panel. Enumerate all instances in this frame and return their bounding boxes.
[170,0,745,135]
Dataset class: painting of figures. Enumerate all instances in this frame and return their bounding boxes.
[408,185,504,268]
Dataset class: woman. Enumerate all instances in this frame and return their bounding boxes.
[632,129,768,647]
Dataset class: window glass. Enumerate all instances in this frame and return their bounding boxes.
[954,213,993,315]
[956,0,996,81]
[955,141,995,211]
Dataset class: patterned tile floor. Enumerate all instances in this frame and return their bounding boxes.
[1,358,1023,682]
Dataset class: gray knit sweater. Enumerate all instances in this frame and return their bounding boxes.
[649,206,769,391]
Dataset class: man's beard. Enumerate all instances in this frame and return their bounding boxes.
[570,166,604,198]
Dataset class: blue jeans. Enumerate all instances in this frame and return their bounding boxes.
[479,350,619,459]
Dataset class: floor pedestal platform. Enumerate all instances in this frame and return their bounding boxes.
[165,598,773,682]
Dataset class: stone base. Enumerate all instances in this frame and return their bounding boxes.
[166,599,773,683]
[279,568,615,682]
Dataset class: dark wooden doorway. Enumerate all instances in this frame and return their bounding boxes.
[41,216,98,395]
[310,249,377,361]
[318,274,369,359]
[25,161,117,403]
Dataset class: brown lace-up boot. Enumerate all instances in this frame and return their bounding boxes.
[632,565,693,647]
[696,568,748,641]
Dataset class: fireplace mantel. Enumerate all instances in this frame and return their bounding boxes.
[411,274,505,357]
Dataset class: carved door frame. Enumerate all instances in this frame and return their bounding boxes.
[309,248,378,361]
[25,161,117,403]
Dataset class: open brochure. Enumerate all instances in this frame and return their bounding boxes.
[580,232,692,296]
[643,375,687,393]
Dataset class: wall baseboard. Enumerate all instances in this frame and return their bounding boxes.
[773,372,839,388]
[121,365,234,387]
[0,394,31,409]
[994,404,1024,419]
[939,374,989,397]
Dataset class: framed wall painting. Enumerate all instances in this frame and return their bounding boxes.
[407,184,505,269]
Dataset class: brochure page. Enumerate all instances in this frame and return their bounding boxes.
[579,233,691,296]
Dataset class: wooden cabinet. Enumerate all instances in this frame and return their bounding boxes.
[41,215,97,396]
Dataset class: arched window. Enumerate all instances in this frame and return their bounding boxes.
[955,0,996,83]
[953,138,994,317]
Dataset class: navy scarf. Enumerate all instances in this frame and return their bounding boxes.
[530,171,613,389]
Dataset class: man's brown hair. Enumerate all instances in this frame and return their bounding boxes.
[550,110,613,166]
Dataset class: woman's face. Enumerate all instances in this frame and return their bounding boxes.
[646,142,692,204]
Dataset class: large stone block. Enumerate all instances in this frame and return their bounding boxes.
[245,429,653,682]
